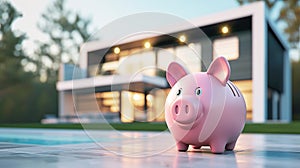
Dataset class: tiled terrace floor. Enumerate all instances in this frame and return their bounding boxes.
[0,128,299,167]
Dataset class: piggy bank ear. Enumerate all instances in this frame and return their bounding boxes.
[207,56,231,86]
[166,62,190,87]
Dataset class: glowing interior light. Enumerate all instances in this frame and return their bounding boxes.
[179,35,186,42]
[146,94,153,101]
[114,47,120,54]
[133,93,142,101]
[221,26,229,34]
[144,41,151,49]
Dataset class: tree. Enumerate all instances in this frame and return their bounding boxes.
[35,0,92,82]
[277,0,300,48]
[0,1,58,123]
[236,0,276,8]
[0,0,28,88]
[236,0,300,48]
[0,1,37,123]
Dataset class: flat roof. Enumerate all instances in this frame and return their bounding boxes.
[80,1,288,54]
[56,74,168,92]
[79,1,289,70]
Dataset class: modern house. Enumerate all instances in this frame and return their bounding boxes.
[56,2,291,123]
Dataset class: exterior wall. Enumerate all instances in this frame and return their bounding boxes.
[230,31,252,80]
[59,91,75,117]
[267,29,284,92]
[75,92,98,113]
[266,20,291,122]
[87,50,106,77]
[57,2,291,123]
[280,50,292,122]
[202,30,253,80]
[267,28,283,121]
[211,30,252,80]
[251,3,267,122]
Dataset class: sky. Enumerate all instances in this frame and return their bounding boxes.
[8,0,299,61]
[9,0,238,54]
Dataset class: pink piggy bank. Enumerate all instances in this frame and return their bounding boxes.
[165,56,246,154]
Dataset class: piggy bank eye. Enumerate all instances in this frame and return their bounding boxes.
[195,87,202,96]
[176,88,182,96]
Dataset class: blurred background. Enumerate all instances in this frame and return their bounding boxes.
[0,0,299,123]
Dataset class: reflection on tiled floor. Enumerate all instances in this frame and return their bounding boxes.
[0,128,300,167]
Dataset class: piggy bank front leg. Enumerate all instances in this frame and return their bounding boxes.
[210,140,226,154]
[176,141,189,152]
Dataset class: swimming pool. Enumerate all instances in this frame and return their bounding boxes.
[0,128,96,145]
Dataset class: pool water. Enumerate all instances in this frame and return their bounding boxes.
[0,133,94,145]
[0,128,96,145]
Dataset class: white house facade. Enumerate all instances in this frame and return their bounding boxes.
[55,2,291,123]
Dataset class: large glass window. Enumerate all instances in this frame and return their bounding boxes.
[213,36,239,60]
[100,61,118,75]
[175,43,201,72]
[118,89,168,122]
[121,91,134,122]
[232,80,252,121]
[88,64,98,77]
[156,44,202,73]
[88,42,203,122]
[157,48,175,70]
[117,50,156,76]
[121,91,146,122]
[146,89,168,122]
[96,92,120,113]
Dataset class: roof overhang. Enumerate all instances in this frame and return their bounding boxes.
[56,74,169,93]
[79,1,289,70]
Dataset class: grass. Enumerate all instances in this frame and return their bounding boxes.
[0,122,168,131]
[1,122,300,134]
[243,122,300,134]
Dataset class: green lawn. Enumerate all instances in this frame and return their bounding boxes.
[0,122,168,131]
[1,122,300,134]
[243,122,300,134]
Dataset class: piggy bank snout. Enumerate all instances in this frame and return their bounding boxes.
[171,97,201,124]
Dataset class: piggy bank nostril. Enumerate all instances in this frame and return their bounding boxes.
[185,105,189,114]
[175,105,179,114]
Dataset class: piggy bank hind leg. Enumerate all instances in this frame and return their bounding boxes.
[225,141,237,151]
[176,141,189,152]
[192,145,201,149]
